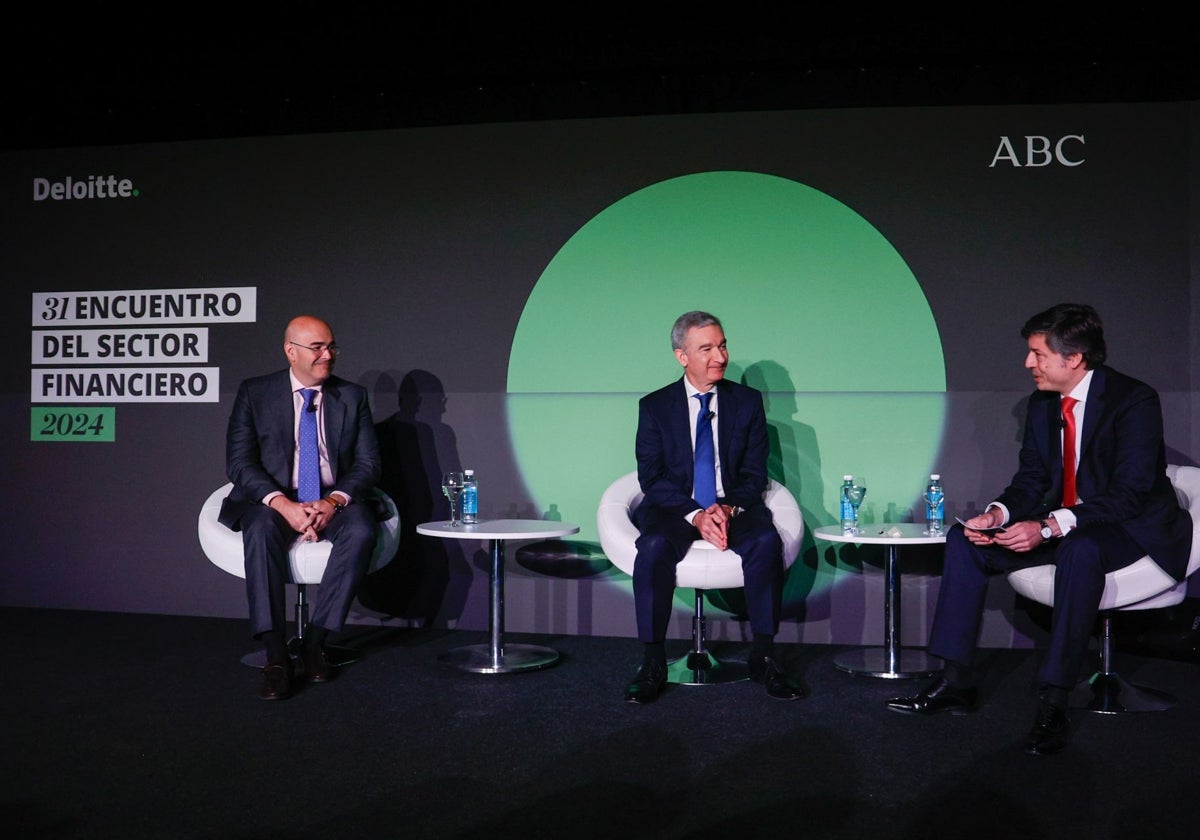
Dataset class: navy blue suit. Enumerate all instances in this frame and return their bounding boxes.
[219,369,382,637]
[631,377,783,642]
[931,365,1193,687]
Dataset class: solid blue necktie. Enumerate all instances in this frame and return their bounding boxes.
[298,388,321,502]
[693,392,716,508]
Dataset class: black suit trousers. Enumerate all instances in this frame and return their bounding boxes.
[631,504,783,643]
[930,522,1145,688]
[240,502,377,638]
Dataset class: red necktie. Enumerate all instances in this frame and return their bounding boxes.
[1061,396,1078,506]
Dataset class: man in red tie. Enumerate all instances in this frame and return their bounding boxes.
[886,303,1193,755]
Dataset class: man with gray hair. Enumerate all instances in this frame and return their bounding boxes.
[623,310,804,703]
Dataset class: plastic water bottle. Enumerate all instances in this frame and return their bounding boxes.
[840,475,856,534]
[924,474,944,536]
[461,469,478,524]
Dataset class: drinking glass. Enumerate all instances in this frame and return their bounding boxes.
[922,486,944,536]
[441,471,464,526]
[846,482,867,534]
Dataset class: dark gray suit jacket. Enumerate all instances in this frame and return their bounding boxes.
[218,369,381,530]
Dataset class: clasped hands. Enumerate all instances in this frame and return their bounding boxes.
[693,503,737,550]
[270,496,340,542]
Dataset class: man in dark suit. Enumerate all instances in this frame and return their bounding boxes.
[887,303,1192,754]
[624,310,804,703]
[219,315,381,700]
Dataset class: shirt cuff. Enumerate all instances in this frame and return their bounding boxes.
[1050,508,1076,533]
[986,502,1011,526]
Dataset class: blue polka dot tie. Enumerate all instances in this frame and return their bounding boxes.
[693,392,716,508]
[298,388,321,502]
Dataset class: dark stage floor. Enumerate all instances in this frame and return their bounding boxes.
[5,607,1199,839]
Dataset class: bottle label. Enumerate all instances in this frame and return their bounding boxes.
[840,485,856,527]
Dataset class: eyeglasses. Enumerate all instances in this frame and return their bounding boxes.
[288,341,339,356]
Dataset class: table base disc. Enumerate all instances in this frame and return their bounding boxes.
[667,651,749,686]
[1073,673,1176,714]
[834,647,941,679]
[438,643,560,674]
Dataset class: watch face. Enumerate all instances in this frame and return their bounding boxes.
[1041,526,1053,539]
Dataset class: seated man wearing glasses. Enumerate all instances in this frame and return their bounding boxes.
[219,315,381,700]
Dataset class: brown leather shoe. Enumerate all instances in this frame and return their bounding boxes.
[303,645,333,683]
[259,663,293,700]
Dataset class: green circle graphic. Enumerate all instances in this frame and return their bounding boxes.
[507,171,945,602]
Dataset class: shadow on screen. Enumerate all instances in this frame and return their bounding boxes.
[356,368,472,626]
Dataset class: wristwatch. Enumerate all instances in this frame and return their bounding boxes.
[1039,519,1055,540]
[324,495,346,513]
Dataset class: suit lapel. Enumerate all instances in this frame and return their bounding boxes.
[672,379,694,487]
[715,380,734,474]
[1046,394,1063,466]
[1078,366,1106,461]
[711,380,739,494]
[322,379,345,481]
[271,372,297,482]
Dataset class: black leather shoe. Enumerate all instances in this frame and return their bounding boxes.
[259,662,293,700]
[1024,700,1070,755]
[748,656,806,700]
[624,659,667,704]
[303,645,333,683]
[886,677,979,716]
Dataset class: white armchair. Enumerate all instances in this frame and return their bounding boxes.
[597,471,803,684]
[198,482,401,667]
[1006,465,1200,712]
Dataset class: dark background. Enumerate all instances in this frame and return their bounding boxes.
[8,9,1198,151]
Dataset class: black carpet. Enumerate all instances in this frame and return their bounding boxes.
[5,607,1199,839]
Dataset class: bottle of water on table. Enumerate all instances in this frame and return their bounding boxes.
[461,469,478,524]
[924,473,944,536]
[840,475,856,534]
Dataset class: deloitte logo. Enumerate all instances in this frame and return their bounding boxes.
[33,175,139,201]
